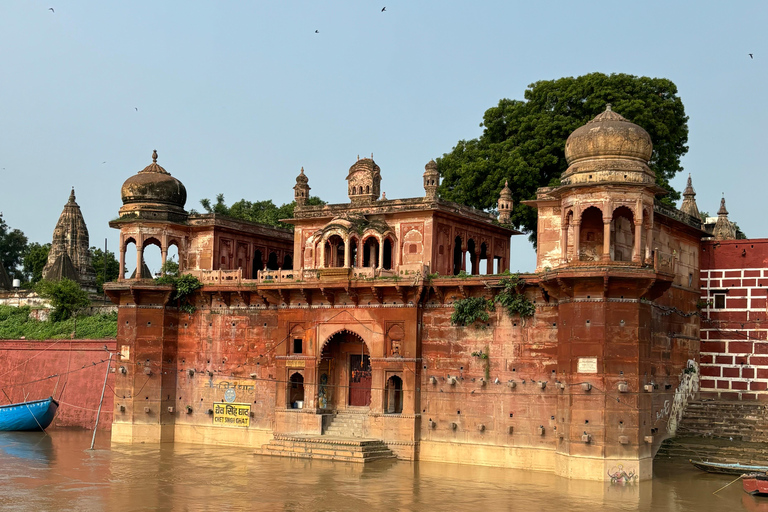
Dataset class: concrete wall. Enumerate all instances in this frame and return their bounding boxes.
[0,339,116,429]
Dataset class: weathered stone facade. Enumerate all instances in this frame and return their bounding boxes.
[42,188,96,291]
[105,107,706,481]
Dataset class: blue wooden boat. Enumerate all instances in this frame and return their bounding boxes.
[690,459,768,475]
[0,397,59,431]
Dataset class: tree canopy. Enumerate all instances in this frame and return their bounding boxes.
[198,194,325,230]
[438,72,689,243]
[22,242,50,285]
[36,278,91,321]
[0,214,29,280]
[91,247,120,293]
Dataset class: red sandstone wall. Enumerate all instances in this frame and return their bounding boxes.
[699,239,768,400]
[0,339,116,429]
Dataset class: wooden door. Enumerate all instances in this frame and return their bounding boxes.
[349,355,371,407]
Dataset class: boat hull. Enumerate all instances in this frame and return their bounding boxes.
[689,459,768,476]
[744,473,768,496]
[0,397,59,431]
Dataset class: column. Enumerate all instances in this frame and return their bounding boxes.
[136,244,143,279]
[561,224,568,264]
[319,241,326,268]
[119,243,126,282]
[377,238,384,269]
[572,222,581,262]
[161,248,168,274]
[602,219,611,261]
[645,223,654,265]
[632,207,643,263]
[344,237,350,268]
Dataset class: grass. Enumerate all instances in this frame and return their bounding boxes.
[0,305,117,340]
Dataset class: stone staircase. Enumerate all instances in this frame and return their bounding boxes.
[323,410,366,438]
[656,399,768,465]
[261,434,396,463]
[676,400,768,442]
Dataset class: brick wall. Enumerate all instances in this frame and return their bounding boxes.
[700,239,768,400]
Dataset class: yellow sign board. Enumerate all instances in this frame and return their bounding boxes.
[286,360,305,368]
[213,402,251,427]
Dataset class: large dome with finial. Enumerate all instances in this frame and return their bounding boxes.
[118,150,187,221]
[560,105,657,188]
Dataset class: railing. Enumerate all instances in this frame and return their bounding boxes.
[185,265,422,285]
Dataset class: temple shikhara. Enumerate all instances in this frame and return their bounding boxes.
[104,106,724,481]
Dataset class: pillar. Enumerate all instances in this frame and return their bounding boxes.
[378,238,384,269]
[344,237,350,268]
[561,224,569,265]
[602,219,611,262]
[573,222,581,262]
[136,243,143,280]
[319,241,326,268]
[119,243,126,282]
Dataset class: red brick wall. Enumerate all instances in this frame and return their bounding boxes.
[700,239,768,400]
[0,339,116,429]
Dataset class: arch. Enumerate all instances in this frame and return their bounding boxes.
[348,236,359,267]
[252,249,264,275]
[266,252,279,270]
[453,236,463,275]
[324,234,345,268]
[363,236,380,268]
[166,243,180,275]
[123,238,138,280]
[385,375,403,414]
[282,254,293,271]
[382,237,393,270]
[288,372,305,407]
[611,206,635,262]
[466,239,477,275]
[366,185,370,194]
[319,328,371,355]
[142,238,162,277]
[578,206,603,262]
[479,242,488,275]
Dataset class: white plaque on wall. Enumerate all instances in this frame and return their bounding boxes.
[578,357,598,374]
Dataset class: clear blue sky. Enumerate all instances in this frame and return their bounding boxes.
[1,1,766,274]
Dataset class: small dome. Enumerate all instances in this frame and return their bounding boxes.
[564,105,652,165]
[424,160,438,173]
[346,157,381,179]
[120,150,187,209]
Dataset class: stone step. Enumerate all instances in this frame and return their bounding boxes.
[261,435,396,463]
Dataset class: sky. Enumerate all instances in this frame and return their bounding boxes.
[1,1,766,275]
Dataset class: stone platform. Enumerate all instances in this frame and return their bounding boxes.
[261,434,396,463]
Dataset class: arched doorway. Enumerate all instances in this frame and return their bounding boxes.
[611,206,635,262]
[288,372,305,408]
[385,375,403,414]
[320,330,371,408]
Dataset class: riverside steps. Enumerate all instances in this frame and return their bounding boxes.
[656,399,768,465]
[261,434,397,463]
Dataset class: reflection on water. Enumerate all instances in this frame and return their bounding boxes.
[0,430,760,511]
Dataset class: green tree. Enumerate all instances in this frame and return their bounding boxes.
[0,214,29,279]
[438,72,689,244]
[199,194,325,230]
[91,247,120,293]
[22,242,50,284]
[36,278,91,322]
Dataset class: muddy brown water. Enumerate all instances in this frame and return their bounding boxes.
[0,430,764,511]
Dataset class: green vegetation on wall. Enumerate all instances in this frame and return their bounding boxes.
[0,305,117,340]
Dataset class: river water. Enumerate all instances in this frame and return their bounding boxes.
[0,430,763,512]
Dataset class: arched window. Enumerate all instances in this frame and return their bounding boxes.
[266,252,279,270]
[385,375,403,414]
[382,238,393,270]
[453,236,463,275]
[611,206,635,262]
[142,238,162,278]
[363,237,379,268]
[579,207,603,262]
[283,254,293,271]
[253,250,264,276]
[289,373,305,408]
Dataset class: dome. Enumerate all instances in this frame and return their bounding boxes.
[346,157,381,179]
[560,105,657,189]
[120,150,187,210]
[565,105,652,164]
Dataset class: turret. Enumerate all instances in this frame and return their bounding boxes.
[294,167,310,208]
[498,181,513,224]
[423,160,440,200]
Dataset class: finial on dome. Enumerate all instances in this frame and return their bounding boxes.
[152,150,158,163]
[69,187,76,203]
[371,153,374,159]
[605,103,612,112]
[357,155,360,161]
[713,195,735,240]
[505,180,509,187]
[382,192,386,200]
[300,166,305,175]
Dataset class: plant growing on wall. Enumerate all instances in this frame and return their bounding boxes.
[471,347,491,380]
[451,297,494,327]
[494,275,535,318]
[155,273,203,314]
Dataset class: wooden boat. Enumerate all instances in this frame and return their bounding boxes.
[689,459,768,475]
[744,473,768,496]
[0,397,59,431]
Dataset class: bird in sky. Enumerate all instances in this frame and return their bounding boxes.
[48,7,54,12]
[102,161,106,164]
[315,30,319,33]
[749,53,754,59]
[381,7,386,12]
[135,107,138,111]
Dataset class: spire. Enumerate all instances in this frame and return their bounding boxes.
[713,196,736,240]
[152,149,158,163]
[69,187,76,204]
[294,166,311,208]
[679,173,700,219]
[423,159,440,200]
[497,180,513,224]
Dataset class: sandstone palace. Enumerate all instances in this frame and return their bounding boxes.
[105,106,707,481]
